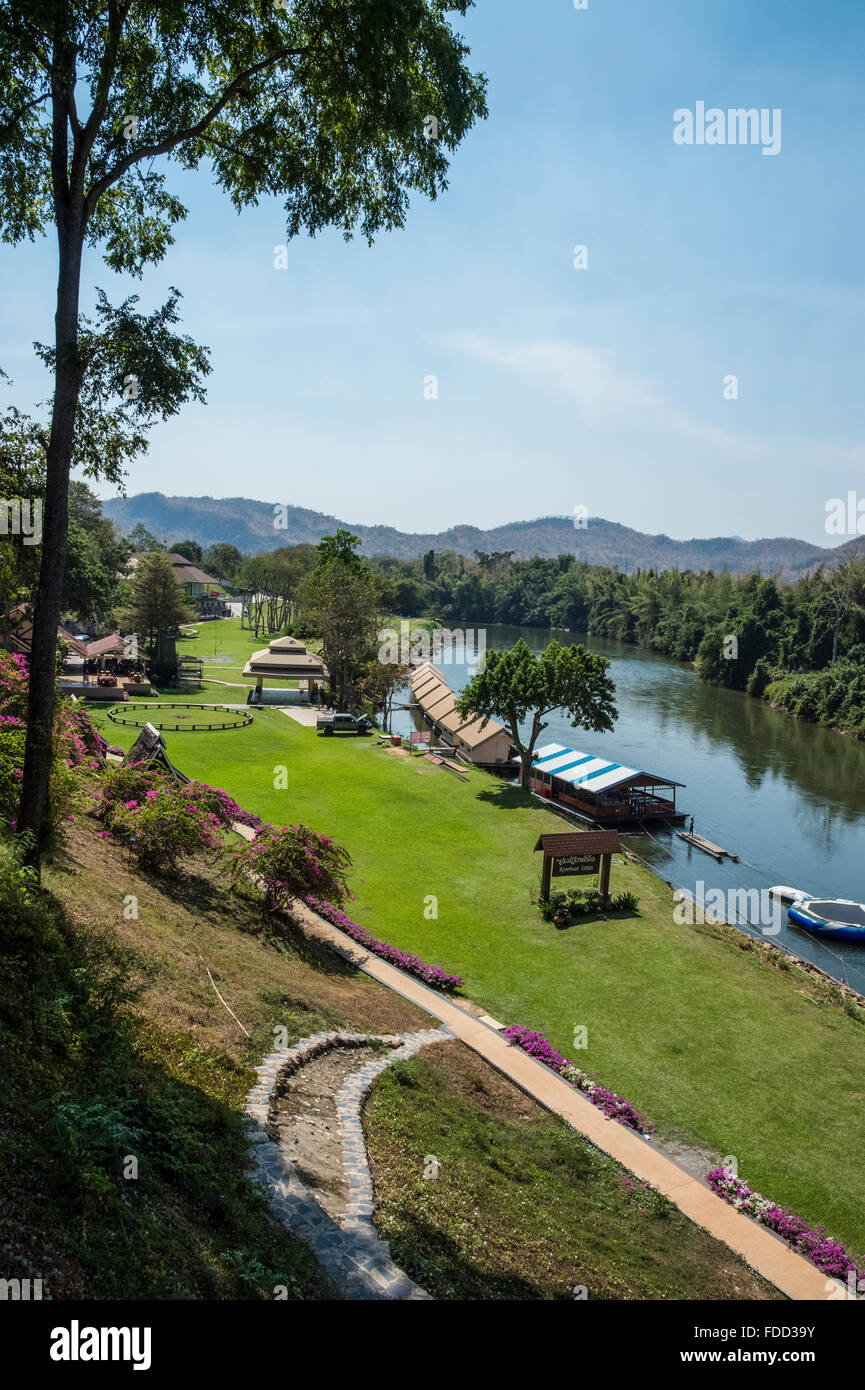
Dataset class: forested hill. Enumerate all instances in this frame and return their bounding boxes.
[101,493,860,580]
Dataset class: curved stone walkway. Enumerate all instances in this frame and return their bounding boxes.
[245,1027,451,1300]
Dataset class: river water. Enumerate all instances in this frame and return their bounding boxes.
[389,623,865,994]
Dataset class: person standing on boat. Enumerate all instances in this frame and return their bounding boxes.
[688,816,695,835]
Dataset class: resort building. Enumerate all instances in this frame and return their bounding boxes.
[242,635,329,705]
[409,662,512,768]
[127,552,222,598]
[519,742,684,825]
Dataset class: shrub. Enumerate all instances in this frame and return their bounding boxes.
[503,1025,655,1135]
[538,885,639,920]
[93,763,168,820]
[231,822,352,912]
[106,785,222,871]
[182,780,262,831]
[0,724,26,823]
[92,766,264,870]
[0,650,29,720]
[55,698,107,769]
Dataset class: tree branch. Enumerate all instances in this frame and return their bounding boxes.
[0,89,50,143]
[84,46,309,213]
[73,0,132,196]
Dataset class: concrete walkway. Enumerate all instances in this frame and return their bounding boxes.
[287,898,844,1302]
[279,707,320,727]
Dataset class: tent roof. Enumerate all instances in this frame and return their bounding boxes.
[518,742,683,793]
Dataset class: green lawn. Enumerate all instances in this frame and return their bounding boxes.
[172,618,312,694]
[94,671,865,1255]
[364,1044,780,1300]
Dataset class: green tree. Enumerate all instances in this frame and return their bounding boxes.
[203,542,244,581]
[0,391,46,631]
[172,539,203,566]
[302,560,391,710]
[63,480,130,623]
[315,529,363,571]
[117,550,193,675]
[455,638,618,787]
[1,0,486,861]
[126,522,162,553]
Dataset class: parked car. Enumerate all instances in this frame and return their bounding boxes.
[316,712,374,736]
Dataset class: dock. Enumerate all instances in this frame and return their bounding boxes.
[675,830,739,862]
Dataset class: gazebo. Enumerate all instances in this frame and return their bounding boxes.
[242,636,329,706]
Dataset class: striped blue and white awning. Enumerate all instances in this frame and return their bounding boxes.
[513,742,681,794]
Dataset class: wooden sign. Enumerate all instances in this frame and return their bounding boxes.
[410,730,431,745]
[553,853,600,877]
[534,830,623,904]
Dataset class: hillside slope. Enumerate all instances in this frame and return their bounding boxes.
[102,492,858,579]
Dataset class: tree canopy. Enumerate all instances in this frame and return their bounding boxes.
[117,549,193,668]
[0,0,486,856]
[455,638,618,785]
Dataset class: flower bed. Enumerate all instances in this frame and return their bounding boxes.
[705,1167,865,1288]
[305,894,464,993]
[502,1025,655,1135]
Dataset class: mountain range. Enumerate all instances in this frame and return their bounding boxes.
[101,492,861,581]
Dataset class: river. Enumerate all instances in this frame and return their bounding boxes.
[388,622,865,994]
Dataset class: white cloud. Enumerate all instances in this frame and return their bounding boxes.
[441,331,865,469]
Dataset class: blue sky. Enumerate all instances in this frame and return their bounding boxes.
[1,0,863,544]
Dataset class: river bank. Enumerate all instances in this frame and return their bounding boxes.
[390,621,865,997]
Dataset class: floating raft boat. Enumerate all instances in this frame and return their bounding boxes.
[675,830,739,862]
[770,886,865,942]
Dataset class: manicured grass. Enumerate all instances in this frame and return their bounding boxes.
[106,702,250,730]
[173,618,311,693]
[364,1044,780,1300]
[97,689,865,1254]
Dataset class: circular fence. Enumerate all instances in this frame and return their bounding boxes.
[106,702,253,732]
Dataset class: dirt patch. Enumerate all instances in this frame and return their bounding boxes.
[409,1040,544,1123]
[652,1133,723,1183]
[269,1043,385,1219]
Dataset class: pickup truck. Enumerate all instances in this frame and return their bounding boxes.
[316,712,374,736]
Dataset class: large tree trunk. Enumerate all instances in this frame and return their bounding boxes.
[17,206,85,866]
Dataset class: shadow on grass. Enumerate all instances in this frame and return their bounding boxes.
[270,912,365,981]
[382,1216,573,1301]
[474,783,532,812]
[0,899,331,1301]
[550,910,642,932]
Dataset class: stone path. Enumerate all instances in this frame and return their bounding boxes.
[246,1027,451,1299]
